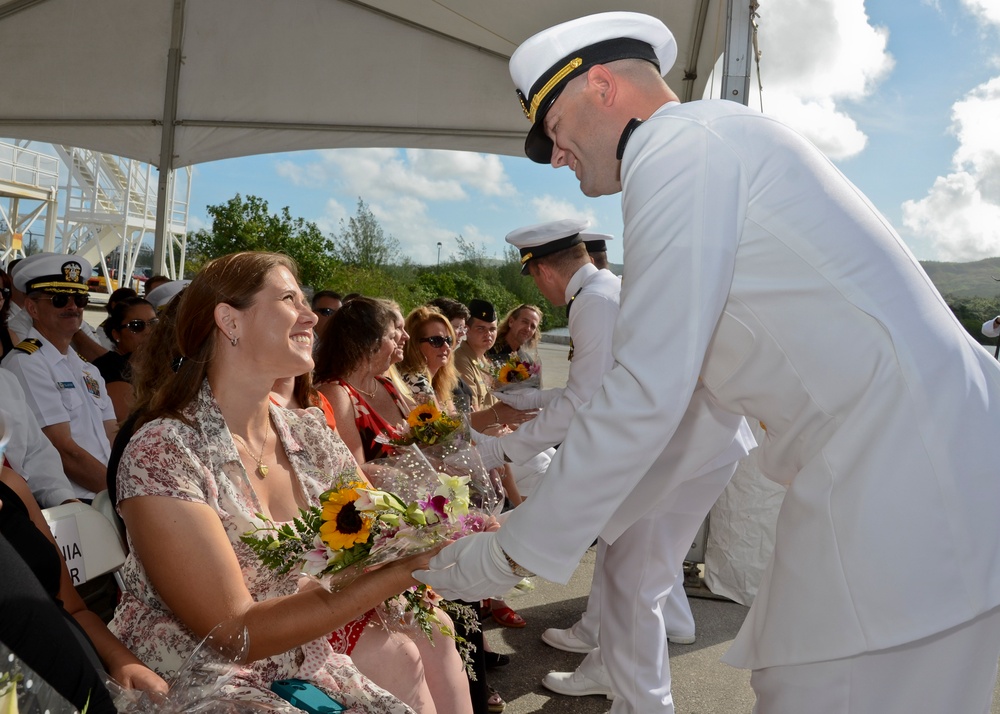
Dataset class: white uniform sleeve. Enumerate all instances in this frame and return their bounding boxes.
[496,115,745,582]
[0,371,76,507]
[500,290,618,464]
[3,354,72,429]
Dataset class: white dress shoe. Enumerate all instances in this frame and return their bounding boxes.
[541,670,615,699]
[667,632,696,645]
[540,626,596,653]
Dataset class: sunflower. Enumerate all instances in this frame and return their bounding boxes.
[499,362,530,384]
[319,484,372,550]
[407,402,441,428]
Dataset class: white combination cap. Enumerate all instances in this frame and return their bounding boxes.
[509,12,677,163]
[145,279,191,310]
[13,252,92,294]
[580,232,614,254]
[505,218,591,274]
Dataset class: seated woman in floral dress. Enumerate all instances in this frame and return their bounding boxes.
[109,252,471,714]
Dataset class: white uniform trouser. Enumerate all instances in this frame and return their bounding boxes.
[577,462,738,713]
[750,604,1000,714]
[575,544,694,649]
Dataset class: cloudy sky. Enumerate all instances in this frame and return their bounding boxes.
[183,0,1000,266]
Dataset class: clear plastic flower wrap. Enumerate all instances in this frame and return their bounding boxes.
[106,623,286,713]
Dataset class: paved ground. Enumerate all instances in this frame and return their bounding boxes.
[482,552,758,714]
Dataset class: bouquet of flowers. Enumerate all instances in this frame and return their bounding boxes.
[489,353,541,393]
[241,468,485,675]
[388,401,463,447]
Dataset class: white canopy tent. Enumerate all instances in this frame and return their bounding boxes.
[0,0,755,272]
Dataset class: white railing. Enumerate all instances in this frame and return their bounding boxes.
[0,142,59,190]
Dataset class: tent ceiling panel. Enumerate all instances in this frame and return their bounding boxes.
[0,0,728,168]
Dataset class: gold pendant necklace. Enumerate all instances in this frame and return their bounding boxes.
[231,415,271,479]
[346,376,379,400]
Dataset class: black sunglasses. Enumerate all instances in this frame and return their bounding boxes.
[123,318,159,334]
[419,335,453,348]
[315,307,337,317]
[35,293,89,309]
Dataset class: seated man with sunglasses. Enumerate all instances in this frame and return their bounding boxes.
[2,253,116,502]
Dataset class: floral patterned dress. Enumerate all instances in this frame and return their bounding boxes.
[109,380,414,714]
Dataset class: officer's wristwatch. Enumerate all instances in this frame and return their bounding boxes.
[500,546,533,578]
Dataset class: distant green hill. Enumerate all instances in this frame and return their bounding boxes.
[921,257,1000,299]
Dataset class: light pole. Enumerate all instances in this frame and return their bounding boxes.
[436,241,442,266]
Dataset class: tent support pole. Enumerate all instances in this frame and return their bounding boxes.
[153,0,185,278]
[721,0,756,106]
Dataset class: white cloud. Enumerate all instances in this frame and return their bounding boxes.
[744,0,894,158]
[405,150,516,197]
[531,195,599,226]
[275,148,514,204]
[271,148,519,261]
[902,75,1000,260]
[962,0,1000,26]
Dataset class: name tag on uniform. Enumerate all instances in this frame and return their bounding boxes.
[56,381,75,390]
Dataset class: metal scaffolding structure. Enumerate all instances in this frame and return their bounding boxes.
[0,139,191,294]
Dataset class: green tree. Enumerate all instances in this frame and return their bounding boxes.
[186,194,338,288]
[333,198,401,269]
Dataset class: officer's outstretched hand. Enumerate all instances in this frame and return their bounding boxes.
[492,387,559,410]
[413,531,522,601]
[472,431,506,471]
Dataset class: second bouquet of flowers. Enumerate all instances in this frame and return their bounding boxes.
[489,352,542,393]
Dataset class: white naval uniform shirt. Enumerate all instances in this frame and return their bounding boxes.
[497,98,1000,671]
[501,264,619,464]
[0,369,76,507]
[1,327,114,500]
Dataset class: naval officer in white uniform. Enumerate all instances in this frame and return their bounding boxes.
[476,219,752,711]
[417,12,1000,713]
[2,253,115,500]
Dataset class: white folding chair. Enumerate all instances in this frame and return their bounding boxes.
[42,498,126,589]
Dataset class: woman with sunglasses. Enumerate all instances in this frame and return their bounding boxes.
[93,297,158,423]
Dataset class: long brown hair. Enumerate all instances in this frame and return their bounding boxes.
[140,251,297,426]
[313,296,398,384]
[399,306,458,406]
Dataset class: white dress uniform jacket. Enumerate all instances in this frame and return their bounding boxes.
[496,99,1000,671]
[501,264,619,464]
[2,327,114,500]
[0,369,77,506]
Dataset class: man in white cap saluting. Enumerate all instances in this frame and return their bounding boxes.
[2,253,116,501]
[476,218,752,709]
[417,11,1000,713]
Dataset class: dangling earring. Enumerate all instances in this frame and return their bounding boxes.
[230,333,239,346]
